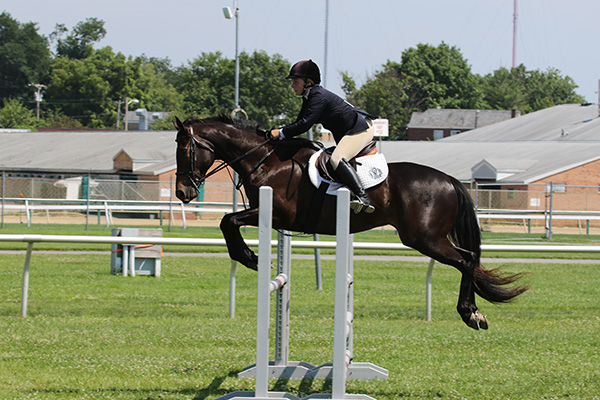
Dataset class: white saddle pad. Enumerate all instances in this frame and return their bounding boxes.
[308,149,389,195]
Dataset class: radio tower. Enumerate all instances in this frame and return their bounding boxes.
[512,0,518,69]
[323,0,329,88]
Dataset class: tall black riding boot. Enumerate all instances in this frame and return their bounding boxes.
[334,158,375,214]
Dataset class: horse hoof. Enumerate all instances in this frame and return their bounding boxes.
[468,311,489,330]
[246,261,258,271]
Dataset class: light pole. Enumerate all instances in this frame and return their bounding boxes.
[124,97,139,131]
[223,1,242,318]
[223,1,240,109]
[28,83,46,121]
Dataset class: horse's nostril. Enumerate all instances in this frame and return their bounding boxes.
[176,190,186,200]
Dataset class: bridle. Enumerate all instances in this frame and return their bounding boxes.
[176,125,272,192]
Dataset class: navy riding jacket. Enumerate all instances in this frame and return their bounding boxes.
[281,85,375,143]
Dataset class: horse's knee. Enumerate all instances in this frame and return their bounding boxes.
[219,214,236,233]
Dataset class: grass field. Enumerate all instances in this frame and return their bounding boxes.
[1,224,599,400]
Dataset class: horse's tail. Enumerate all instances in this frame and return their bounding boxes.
[449,178,528,303]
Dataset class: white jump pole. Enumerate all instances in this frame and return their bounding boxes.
[218,186,293,400]
[255,186,275,398]
[332,188,353,399]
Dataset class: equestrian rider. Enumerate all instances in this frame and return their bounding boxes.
[268,59,376,214]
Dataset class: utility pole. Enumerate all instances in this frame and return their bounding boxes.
[29,83,46,121]
[512,0,518,69]
[323,0,329,89]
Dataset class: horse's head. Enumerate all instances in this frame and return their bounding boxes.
[174,117,216,203]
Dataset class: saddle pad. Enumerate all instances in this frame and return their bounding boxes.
[308,149,389,195]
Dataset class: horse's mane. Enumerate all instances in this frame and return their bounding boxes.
[183,114,259,132]
[184,114,321,150]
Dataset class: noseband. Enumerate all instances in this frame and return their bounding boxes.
[176,127,215,192]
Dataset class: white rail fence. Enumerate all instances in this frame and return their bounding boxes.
[0,198,237,228]
[2,233,600,319]
[4,199,600,238]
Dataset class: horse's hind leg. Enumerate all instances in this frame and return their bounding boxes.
[454,247,488,330]
[405,236,488,330]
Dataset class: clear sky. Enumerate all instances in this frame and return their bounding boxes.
[4,0,599,104]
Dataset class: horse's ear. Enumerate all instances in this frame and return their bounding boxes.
[174,116,184,131]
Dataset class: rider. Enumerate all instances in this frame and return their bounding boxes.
[268,59,376,214]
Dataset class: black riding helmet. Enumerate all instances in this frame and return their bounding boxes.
[286,59,321,85]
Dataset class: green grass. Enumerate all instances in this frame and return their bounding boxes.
[0,252,599,399]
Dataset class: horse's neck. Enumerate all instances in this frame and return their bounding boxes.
[210,128,266,167]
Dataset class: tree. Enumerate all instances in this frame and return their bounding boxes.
[0,99,38,129]
[396,42,482,110]
[50,17,106,60]
[174,51,300,128]
[477,67,525,111]
[342,65,413,140]
[46,47,124,127]
[480,65,585,113]
[135,57,183,112]
[343,42,482,139]
[0,12,50,102]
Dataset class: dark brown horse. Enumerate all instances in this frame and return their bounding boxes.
[174,115,527,330]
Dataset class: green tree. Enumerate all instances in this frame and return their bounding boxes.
[0,99,38,129]
[135,57,183,112]
[343,65,412,140]
[50,17,106,60]
[478,67,525,111]
[343,43,482,139]
[175,51,299,128]
[0,12,50,102]
[396,42,482,110]
[480,65,585,113]
[46,47,125,127]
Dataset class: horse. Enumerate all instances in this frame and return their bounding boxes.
[174,115,527,330]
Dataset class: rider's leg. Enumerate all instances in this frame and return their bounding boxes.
[329,123,375,214]
[334,158,375,214]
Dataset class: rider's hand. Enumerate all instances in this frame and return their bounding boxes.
[267,129,282,140]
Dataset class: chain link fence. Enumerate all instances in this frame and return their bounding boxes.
[0,175,237,227]
[2,175,600,232]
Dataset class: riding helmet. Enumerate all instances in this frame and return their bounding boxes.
[286,59,321,84]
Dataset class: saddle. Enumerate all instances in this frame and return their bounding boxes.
[308,141,388,193]
[316,141,378,182]
[302,142,387,232]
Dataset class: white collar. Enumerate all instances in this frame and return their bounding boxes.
[303,87,311,100]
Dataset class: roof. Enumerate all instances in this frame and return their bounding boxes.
[407,109,518,130]
[442,103,599,141]
[0,130,176,175]
[382,103,600,183]
[380,140,600,183]
[1,103,599,184]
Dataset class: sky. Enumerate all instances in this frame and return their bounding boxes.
[3,0,600,105]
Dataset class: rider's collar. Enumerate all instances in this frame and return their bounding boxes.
[303,87,312,99]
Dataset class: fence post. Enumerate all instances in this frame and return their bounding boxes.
[546,182,554,239]
[1,170,5,229]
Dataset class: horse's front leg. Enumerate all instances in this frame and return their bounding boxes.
[220,208,260,270]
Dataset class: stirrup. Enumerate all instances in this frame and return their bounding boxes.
[350,198,375,214]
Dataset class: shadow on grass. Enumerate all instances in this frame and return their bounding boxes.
[192,370,242,400]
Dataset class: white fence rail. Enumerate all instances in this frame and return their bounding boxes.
[0,198,238,228]
[3,233,600,319]
[4,198,600,236]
